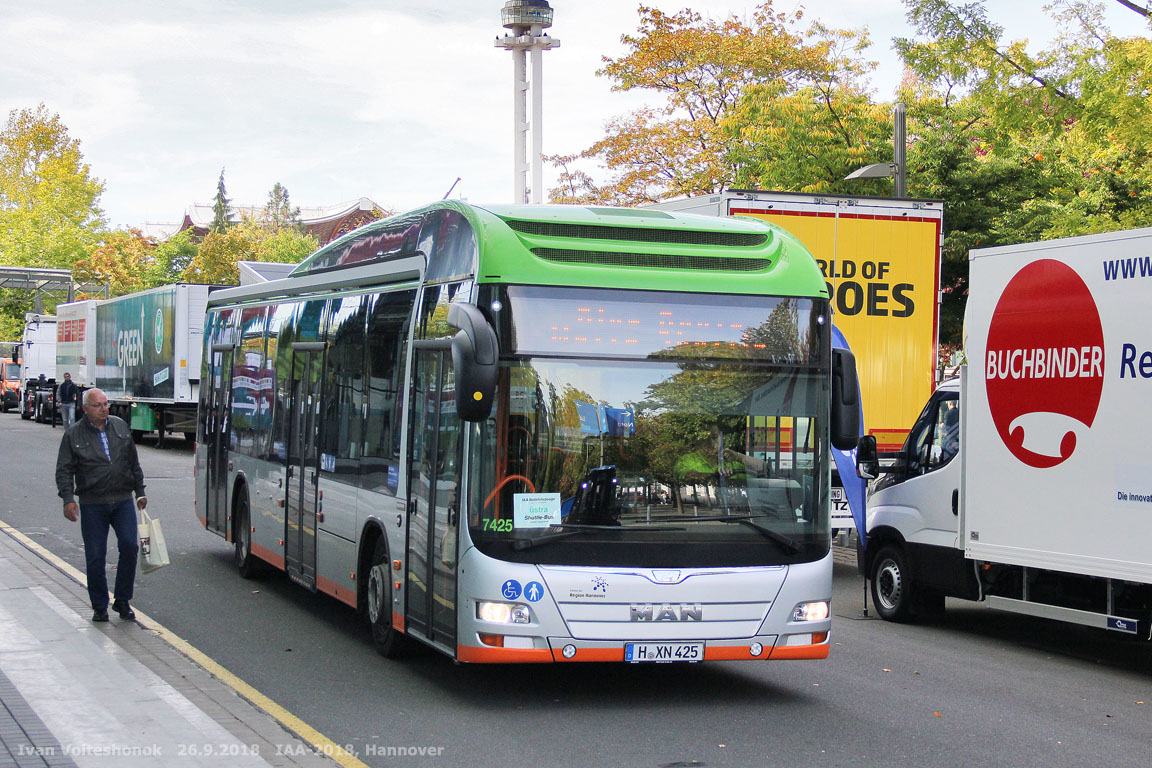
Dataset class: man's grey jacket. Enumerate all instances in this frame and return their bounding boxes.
[55,415,146,506]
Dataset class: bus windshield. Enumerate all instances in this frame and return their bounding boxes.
[468,286,831,568]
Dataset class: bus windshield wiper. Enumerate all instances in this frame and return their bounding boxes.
[672,514,800,554]
[511,523,686,551]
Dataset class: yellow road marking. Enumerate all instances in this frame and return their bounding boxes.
[0,520,369,768]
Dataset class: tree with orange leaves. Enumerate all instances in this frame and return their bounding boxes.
[548,3,884,204]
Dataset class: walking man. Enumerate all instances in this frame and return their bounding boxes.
[55,388,147,622]
[58,372,77,428]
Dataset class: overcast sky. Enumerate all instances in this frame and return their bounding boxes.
[0,1,1143,230]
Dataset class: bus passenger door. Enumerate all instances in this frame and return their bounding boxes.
[204,345,233,537]
[285,342,325,591]
[406,347,461,648]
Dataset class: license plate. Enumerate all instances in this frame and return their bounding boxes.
[831,486,848,512]
[624,642,704,663]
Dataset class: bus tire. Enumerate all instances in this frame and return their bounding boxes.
[367,537,406,658]
[234,487,261,579]
[871,545,914,622]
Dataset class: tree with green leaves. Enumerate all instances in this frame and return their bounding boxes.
[0,104,106,331]
[896,0,1152,341]
[262,182,302,231]
[209,168,233,234]
[0,105,106,268]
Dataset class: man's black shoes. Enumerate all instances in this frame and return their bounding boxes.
[92,609,109,622]
[112,600,136,620]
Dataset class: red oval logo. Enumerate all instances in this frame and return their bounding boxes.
[984,259,1104,468]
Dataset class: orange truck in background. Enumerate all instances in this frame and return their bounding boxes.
[0,353,20,413]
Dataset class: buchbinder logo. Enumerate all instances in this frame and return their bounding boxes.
[985,259,1104,468]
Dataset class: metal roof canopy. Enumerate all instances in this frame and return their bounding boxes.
[0,267,108,308]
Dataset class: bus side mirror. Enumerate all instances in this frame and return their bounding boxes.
[856,435,879,480]
[830,348,861,450]
[448,303,498,422]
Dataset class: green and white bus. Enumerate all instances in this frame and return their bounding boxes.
[195,201,861,663]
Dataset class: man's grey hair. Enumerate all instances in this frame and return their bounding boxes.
[82,388,106,406]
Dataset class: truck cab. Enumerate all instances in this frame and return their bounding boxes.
[859,379,978,619]
[0,358,20,412]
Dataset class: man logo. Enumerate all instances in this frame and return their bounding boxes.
[630,603,702,622]
[984,259,1104,468]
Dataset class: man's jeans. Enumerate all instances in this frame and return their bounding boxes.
[79,499,137,610]
[61,403,75,429]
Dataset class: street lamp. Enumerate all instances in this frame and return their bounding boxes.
[495,0,560,204]
[846,103,907,198]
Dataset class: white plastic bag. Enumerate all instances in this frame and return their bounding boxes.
[138,509,170,574]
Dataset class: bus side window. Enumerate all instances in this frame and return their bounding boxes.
[265,302,297,463]
[321,295,366,481]
[362,289,416,493]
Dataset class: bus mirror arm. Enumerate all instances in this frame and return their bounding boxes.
[830,348,862,451]
[448,303,498,422]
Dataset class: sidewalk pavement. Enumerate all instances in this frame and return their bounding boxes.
[0,521,360,768]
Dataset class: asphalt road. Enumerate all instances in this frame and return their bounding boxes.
[4,414,1150,768]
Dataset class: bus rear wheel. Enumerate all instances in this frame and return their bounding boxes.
[367,537,406,658]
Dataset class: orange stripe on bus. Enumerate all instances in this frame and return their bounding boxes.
[251,542,285,571]
[768,643,830,660]
[456,645,554,664]
[551,647,624,662]
[392,612,404,633]
[316,575,357,609]
[704,645,771,661]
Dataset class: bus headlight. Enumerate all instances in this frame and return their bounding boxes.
[791,601,830,622]
[477,601,531,624]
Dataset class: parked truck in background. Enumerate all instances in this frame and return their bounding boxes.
[56,284,213,441]
[18,314,58,422]
[0,353,21,412]
[858,226,1152,638]
[649,191,943,530]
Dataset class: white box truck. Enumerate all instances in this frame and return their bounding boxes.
[858,227,1152,637]
[18,313,58,422]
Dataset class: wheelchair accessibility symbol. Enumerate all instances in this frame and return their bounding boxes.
[501,580,522,600]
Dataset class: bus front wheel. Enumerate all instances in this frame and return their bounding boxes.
[234,488,261,579]
[367,537,406,658]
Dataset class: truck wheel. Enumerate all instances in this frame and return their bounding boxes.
[871,545,914,622]
[234,488,261,579]
[367,536,406,658]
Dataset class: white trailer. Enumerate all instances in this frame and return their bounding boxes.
[56,299,99,387]
[88,284,214,441]
[858,227,1152,638]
